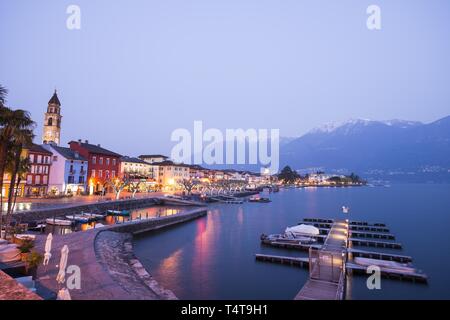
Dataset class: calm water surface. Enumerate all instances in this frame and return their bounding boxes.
[133,184,450,299]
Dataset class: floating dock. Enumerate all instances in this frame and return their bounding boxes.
[257,217,428,300]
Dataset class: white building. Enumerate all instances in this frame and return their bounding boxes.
[42,144,88,195]
[153,160,190,190]
[120,156,152,177]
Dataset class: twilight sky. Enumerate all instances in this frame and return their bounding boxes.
[1,0,450,156]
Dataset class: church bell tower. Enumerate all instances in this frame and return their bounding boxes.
[42,90,62,145]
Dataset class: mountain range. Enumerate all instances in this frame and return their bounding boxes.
[280,116,450,180]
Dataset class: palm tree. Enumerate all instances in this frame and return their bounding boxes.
[0,105,35,238]
[5,130,34,229]
[5,156,31,236]
[0,85,7,107]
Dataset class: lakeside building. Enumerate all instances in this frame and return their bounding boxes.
[138,154,168,164]
[0,149,28,199]
[42,144,88,195]
[24,144,53,196]
[189,165,209,181]
[153,160,190,191]
[138,155,169,181]
[120,156,152,177]
[68,140,122,195]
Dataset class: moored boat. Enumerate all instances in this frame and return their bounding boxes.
[249,197,271,203]
[46,218,73,226]
[260,233,317,245]
[107,209,131,216]
[354,257,416,273]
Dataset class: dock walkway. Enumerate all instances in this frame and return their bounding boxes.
[295,220,348,300]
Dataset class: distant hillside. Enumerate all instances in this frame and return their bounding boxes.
[280,116,450,181]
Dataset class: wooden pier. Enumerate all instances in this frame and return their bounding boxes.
[255,253,427,284]
[257,217,428,299]
[295,220,348,300]
[349,230,395,240]
[347,248,412,263]
[255,254,310,268]
[346,263,428,283]
[348,238,402,249]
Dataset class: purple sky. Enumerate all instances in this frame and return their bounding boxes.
[1,0,450,156]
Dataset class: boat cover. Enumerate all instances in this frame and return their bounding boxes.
[285,224,319,235]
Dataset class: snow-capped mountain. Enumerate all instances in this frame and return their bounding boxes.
[280,116,450,179]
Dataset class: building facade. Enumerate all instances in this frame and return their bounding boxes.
[120,156,152,178]
[69,140,122,195]
[24,144,52,197]
[153,160,190,190]
[42,90,62,145]
[42,144,88,195]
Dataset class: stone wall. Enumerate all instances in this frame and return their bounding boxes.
[106,207,207,235]
[14,198,159,223]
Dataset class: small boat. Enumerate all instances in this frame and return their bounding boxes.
[261,233,317,245]
[249,197,271,203]
[107,209,131,216]
[354,257,416,273]
[66,212,105,223]
[46,218,73,226]
[28,223,46,232]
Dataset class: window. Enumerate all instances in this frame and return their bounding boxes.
[99,157,103,165]
[92,156,97,164]
[43,176,48,184]
[53,155,58,161]
[48,118,53,126]
[81,165,84,173]
[70,165,74,173]
[37,155,42,163]
[27,175,32,184]
[112,170,116,178]
[99,170,102,178]
[112,159,116,166]
[91,170,96,178]
[79,176,85,184]
[105,170,110,179]
[68,176,75,184]
[35,176,41,184]
[106,158,110,165]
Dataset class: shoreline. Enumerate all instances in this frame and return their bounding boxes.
[34,207,207,300]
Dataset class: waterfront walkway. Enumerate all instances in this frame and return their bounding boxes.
[34,208,206,300]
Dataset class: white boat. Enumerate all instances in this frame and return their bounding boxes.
[354,257,416,273]
[46,218,73,226]
[285,224,320,237]
[14,234,36,241]
[66,212,105,223]
[261,233,317,245]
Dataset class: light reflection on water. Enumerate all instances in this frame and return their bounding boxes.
[133,185,450,300]
[44,206,187,235]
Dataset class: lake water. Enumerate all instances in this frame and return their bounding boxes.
[133,184,450,300]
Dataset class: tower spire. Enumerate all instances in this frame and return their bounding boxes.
[42,90,62,145]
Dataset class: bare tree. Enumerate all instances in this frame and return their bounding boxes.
[106,175,131,200]
[128,180,144,198]
[177,178,199,195]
